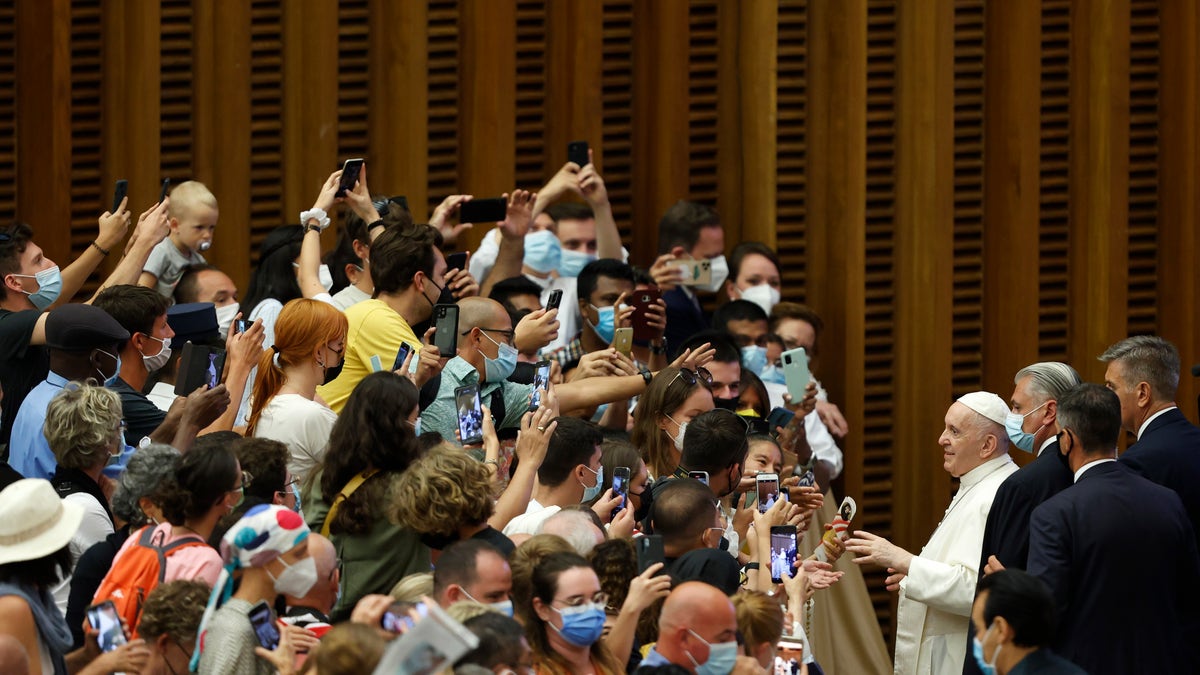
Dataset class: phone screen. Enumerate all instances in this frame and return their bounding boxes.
[688,470,709,486]
[757,474,780,514]
[456,386,483,445]
[770,527,798,584]
[611,467,630,511]
[248,602,280,650]
[87,602,127,653]
[381,601,428,633]
[392,343,412,373]
[529,361,551,411]
[234,319,250,335]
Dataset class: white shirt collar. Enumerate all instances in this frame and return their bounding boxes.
[1074,458,1117,482]
[959,454,1015,488]
[1036,435,1057,457]
[1136,406,1177,440]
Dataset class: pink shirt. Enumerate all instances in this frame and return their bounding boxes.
[111,523,223,587]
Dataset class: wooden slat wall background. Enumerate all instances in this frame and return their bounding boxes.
[6,0,1197,654]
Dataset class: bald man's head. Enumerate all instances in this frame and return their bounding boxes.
[458,296,508,332]
[308,533,337,578]
[654,581,738,668]
[284,533,340,613]
[457,297,515,380]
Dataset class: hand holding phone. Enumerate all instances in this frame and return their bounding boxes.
[111,180,128,213]
[781,347,811,404]
[528,360,551,412]
[392,343,413,373]
[770,525,799,584]
[433,304,460,357]
[158,178,171,204]
[446,251,469,273]
[458,197,507,224]
[756,473,781,514]
[611,466,630,516]
[337,159,364,197]
[567,140,590,168]
[86,601,128,653]
[455,385,484,446]
[248,600,280,650]
[637,535,665,574]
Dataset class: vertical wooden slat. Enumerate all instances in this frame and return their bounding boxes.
[1067,0,1129,382]
[0,1,16,226]
[513,1,546,196]
[775,0,808,303]
[369,0,427,215]
[427,1,459,222]
[282,0,338,226]
[893,0,955,554]
[546,0,604,174]
[631,0,689,262]
[1038,0,1071,363]
[193,0,252,289]
[15,0,72,263]
[1158,0,1200,422]
[102,0,160,219]
[981,0,1040,395]
[601,0,634,248]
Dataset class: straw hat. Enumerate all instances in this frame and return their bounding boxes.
[0,479,84,565]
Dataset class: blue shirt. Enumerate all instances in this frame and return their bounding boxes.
[421,357,533,443]
[638,647,671,668]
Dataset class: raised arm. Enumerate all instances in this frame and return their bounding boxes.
[90,198,171,300]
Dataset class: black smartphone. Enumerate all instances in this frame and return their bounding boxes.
[233,319,250,335]
[545,289,563,312]
[381,601,428,633]
[637,534,665,574]
[446,251,469,273]
[770,525,799,584]
[458,197,507,224]
[86,601,127,653]
[528,360,551,412]
[111,179,128,213]
[337,158,364,197]
[567,140,589,167]
[612,466,631,513]
[158,178,171,204]
[248,600,280,650]
[392,342,413,373]
[175,343,227,396]
[433,304,460,356]
[455,385,484,446]
[767,406,795,435]
[688,470,709,486]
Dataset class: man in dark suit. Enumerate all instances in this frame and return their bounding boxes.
[969,570,1084,675]
[654,201,727,350]
[1027,383,1200,675]
[1100,335,1200,544]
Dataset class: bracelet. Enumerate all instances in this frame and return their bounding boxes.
[90,241,110,256]
[483,458,500,467]
[743,562,760,571]
[639,369,652,386]
[649,340,668,355]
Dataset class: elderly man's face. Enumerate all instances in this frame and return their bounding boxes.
[938,402,991,478]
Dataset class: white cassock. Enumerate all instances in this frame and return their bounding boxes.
[893,455,1017,675]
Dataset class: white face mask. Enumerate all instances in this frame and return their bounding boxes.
[141,335,172,373]
[268,556,319,597]
[215,302,240,339]
[666,413,688,451]
[696,255,729,293]
[739,283,781,315]
[318,264,334,292]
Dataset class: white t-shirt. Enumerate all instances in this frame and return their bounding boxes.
[530,275,578,356]
[144,238,205,298]
[501,499,561,537]
[252,394,338,483]
[765,381,845,480]
[51,493,113,613]
[331,284,372,311]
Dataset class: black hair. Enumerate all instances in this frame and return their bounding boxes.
[712,300,769,333]
[322,231,358,295]
[0,222,33,302]
[739,369,770,418]
[545,202,595,222]
[233,437,289,502]
[93,285,171,349]
[657,201,720,254]
[727,241,782,282]
[369,224,443,297]
[457,612,530,671]
[976,569,1058,648]
[651,479,717,547]
[576,259,635,306]
[433,539,503,597]
[155,444,240,525]
[675,330,741,365]
[538,417,604,488]
[242,225,304,312]
[489,276,545,314]
[681,409,748,475]
[173,263,222,305]
[330,201,416,294]
[0,546,73,589]
[1056,383,1123,454]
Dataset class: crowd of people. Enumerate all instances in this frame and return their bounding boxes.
[0,152,1196,675]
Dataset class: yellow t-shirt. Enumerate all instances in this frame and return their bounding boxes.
[317,298,420,413]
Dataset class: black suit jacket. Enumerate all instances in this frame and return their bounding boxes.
[1118,406,1200,545]
[1008,649,1087,675]
[662,287,709,354]
[1028,461,1200,675]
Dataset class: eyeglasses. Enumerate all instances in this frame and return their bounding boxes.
[465,327,516,345]
[669,367,713,389]
[555,592,608,609]
[238,470,254,491]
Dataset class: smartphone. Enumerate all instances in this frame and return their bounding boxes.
[629,289,661,342]
[757,473,781,514]
[770,525,799,584]
[673,259,713,287]
[688,470,709,485]
[545,289,563,312]
[612,327,633,357]
[392,342,413,372]
[781,347,811,404]
[175,343,227,396]
[432,304,460,357]
[528,360,551,412]
[767,406,795,434]
[337,158,364,197]
[611,466,631,512]
[111,179,128,213]
[233,319,250,335]
[381,601,429,633]
[248,600,280,650]
[446,251,469,273]
[455,385,484,446]
[636,534,665,574]
[458,197,507,224]
[567,140,589,167]
[86,601,127,653]
[158,178,171,204]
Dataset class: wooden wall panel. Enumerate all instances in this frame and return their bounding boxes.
[282,0,338,232]
[1126,0,1158,338]
[514,0,547,194]
[775,0,807,304]
[1038,0,1071,362]
[0,1,16,226]
[601,0,634,246]
[546,0,604,177]
[337,0,370,216]
[368,0,427,220]
[951,0,984,397]
[688,0,719,212]
[427,0,459,223]
[247,1,284,262]
[160,0,192,189]
[71,0,107,289]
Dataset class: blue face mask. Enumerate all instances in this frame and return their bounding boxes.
[12,265,63,310]
[551,603,606,647]
[291,481,302,515]
[560,249,596,278]
[687,629,739,675]
[972,625,1001,675]
[759,363,787,385]
[1004,401,1048,453]
[462,589,514,618]
[580,464,604,502]
[588,304,616,344]
[480,331,518,382]
[524,230,562,274]
[95,349,122,387]
[741,345,767,376]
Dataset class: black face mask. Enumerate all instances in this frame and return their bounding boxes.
[712,396,739,411]
[633,483,654,524]
[418,530,459,551]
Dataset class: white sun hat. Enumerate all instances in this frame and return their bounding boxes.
[0,478,85,566]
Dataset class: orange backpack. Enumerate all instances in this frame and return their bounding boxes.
[92,525,208,637]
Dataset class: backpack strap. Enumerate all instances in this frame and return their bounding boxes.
[321,469,380,538]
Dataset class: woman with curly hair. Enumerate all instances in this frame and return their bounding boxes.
[630,366,714,479]
[303,371,426,621]
[136,579,210,675]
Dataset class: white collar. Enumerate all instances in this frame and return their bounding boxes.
[1136,406,1177,440]
[959,454,1015,488]
[1074,458,1117,482]
[1036,435,1057,457]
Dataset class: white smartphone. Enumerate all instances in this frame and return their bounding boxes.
[780,347,810,404]
[756,472,781,514]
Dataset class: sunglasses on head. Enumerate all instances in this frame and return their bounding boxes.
[670,367,713,389]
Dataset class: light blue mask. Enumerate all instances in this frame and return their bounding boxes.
[524,230,562,274]
[12,265,63,310]
[580,464,604,502]
[480,331,518,382]
[95,349,122,387]
[588,304,616,344]
[759,363,787,385]
[291,481,303,515]
[687,629,739,675]
[560,249,596,278]
[551,603,606,647]
[741,345,767,376]
[1004,400,1048,453]
[462,589,514,618]
[972,625,1000,675]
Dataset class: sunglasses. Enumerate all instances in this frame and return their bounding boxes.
[670,367,713,389]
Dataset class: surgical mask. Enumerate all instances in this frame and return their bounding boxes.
[480,331,518,382]
[410,417,422,436]
[759,363,787,385]
[560,249,595,278]
[588,304,616,344]
[580,464,604,502]
[523,230,562,274]
[268,555,319,597]
[215,302,240,339]
[141,335,172,373]
[11,265,63,310]
[739,283,780,315]
[971,625,1001,675]
[291,482,302,515]
[461,589,515,618]
[666,414,688,452]
[1004,401,1048,453]
[741,345,767,375]
[686,629,739,675]
[550,603,606,647]
[696,255,729,293]
[95,349,122,387]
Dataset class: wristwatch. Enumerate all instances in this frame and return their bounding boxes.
[299,207,330,233]
[649,339,668,355]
